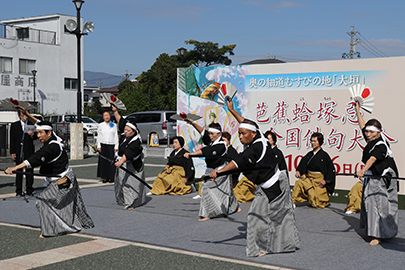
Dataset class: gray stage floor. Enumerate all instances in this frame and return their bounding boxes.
[1,184,404,270]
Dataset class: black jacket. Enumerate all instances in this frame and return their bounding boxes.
[10,120,37,162]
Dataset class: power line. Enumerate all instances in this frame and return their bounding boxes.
[342,26,389,59]
[357,41,384,57]
[355,32,389,57]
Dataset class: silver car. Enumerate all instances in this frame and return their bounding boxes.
[124,111,177,142]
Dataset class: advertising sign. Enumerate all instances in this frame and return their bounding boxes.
[177,56,405,194]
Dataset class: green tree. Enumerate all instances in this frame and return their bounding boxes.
[117,80,146,114]
[140,53,180,92]
[83,98,102,119]
[184,40,236,67]
[121,53,181,112]
[117,41,236,113]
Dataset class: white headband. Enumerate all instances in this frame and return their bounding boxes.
[239,123,257,131]
[365,126,381,132]
[208,127,221,133]
[126,122,137,131]
[35,124,52,130]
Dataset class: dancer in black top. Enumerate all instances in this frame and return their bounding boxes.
[185,119,239,221]
[112,105,146,209]
[5,106,94,237]
[355,102,399,246]
[209,99,300,257]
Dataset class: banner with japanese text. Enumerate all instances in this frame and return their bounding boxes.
[177,56,405,194]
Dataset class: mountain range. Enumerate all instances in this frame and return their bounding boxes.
[84,71,128,88]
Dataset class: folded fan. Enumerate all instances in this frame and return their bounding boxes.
[217,81,238,106]
[348,84,374,114]
[101,93,126,110]
[170,112,202,121]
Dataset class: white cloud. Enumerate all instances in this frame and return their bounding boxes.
[238,0,303,12]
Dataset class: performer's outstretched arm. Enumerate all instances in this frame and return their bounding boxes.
[16,105,38,124]
[184,149,203,159]
[208,161,237,179]
[227,99,244,124]
[111,104,121,124]
[5,162,27,174]
[357,156,377,180]
[185,119,204,134]
[355,101,365,130]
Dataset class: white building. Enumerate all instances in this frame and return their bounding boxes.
[0,14,83,115]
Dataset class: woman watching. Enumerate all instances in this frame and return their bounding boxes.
[96,109,118,183]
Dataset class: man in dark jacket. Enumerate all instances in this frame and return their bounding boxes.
[10,110,37,196]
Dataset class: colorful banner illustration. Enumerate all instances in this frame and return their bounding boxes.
[177,57,405,194]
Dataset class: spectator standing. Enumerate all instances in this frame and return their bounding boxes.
[97,110,118,183]
[10,110,37,196]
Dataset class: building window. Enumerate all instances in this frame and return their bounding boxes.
[0,57,12,73]
[17,27,29,40]
[64,78,78,90]
[19,59,36,75]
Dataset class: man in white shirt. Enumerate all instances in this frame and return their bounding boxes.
[96,110,119,183]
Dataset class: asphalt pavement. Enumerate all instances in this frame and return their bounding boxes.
[0,147,404,270]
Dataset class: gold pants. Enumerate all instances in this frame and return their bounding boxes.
[345,181,362,213]
[233,176,257,203]
[150,166,192,195]
[198,181,202,196]
[292,171,330,209]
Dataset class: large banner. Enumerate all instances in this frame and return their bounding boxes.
[177,56,405,194]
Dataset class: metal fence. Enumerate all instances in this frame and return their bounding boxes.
[0,23,57,45]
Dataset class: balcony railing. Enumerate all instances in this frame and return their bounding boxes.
[0,23,57,45]
[0,24,5,39]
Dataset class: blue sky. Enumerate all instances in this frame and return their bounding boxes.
[1,0,405,78]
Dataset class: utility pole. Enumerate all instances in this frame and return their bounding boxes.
[98,79,103,91]
[123,70,132,80]
[342,26,361,59]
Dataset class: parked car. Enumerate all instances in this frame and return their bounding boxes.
[82,116,98,136]
[43,114,77,138]
[44,114,77,124]
[124,111,177,142]
[42,114,77,148]
[44,114,98,138]
[31,114,44,122]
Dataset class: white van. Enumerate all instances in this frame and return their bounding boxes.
[0,110,19,124]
